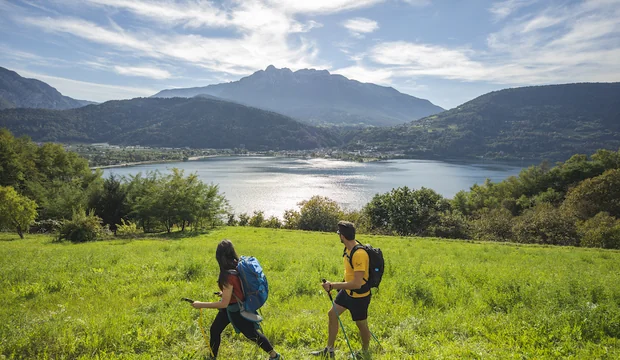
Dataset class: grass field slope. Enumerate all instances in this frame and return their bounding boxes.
[1,227,619,359]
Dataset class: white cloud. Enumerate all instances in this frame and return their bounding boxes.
[401,0,431,6]
[342,17,379,38]
[489,0,536,21]
[14,70,156,102]
[113,66,171,79]
[333,65,393,85]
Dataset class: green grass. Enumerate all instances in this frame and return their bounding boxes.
[1,228,619,359]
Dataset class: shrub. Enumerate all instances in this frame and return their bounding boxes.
[512,203,578,246]
[578,212,620,249]
[264,216,282,229]
[238,213,250,226]
[471,208,514,242]
[428,211,471,239]
[249,210,265,227]
[226,213,238,226]
[115,219,143,238]
[282,209,300,229]
[57,209,105,243]
[29,219,62,234]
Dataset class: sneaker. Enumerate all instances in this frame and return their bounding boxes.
[269,353,281,360]
[310,347,335,358]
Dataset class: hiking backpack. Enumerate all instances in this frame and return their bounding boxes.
[235,256,269,312]
[345,242,385,294]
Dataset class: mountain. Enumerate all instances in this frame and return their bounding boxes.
[0,66,94,110]
[0,97,341,150]
[348,83,620,161]
[152,65,444,127]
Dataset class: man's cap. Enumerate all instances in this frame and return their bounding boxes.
[337,220,355,240]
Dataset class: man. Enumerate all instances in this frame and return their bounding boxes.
[311,220,372,359]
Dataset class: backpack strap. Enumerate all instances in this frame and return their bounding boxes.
[343,241,368,295]
[226,269,244,307]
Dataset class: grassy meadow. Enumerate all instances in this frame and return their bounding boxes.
[1,227,619,359]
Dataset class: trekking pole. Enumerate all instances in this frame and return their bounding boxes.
[322,279,355,359]
[183,297,215,358]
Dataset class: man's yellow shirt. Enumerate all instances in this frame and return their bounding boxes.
[343,247,371,298]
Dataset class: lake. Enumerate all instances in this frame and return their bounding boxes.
[102,156,528,218]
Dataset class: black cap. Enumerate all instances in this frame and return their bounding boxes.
[337,220,355,240]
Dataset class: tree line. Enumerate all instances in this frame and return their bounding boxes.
[1,128,619,248]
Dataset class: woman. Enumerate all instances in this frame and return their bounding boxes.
[191,239,281,360]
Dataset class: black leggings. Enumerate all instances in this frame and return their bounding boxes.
[209,308,273,358]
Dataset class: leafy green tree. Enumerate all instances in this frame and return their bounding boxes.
[428,211,471,239]
[0,185,38,238]
[562,169,620,219]
[238,213,250,226]
[512,203,578,246]
[365,187,449,236]
[297,196,341,232]
[89,174,128,233]
[577,212,620,249]
[471,208,514,242]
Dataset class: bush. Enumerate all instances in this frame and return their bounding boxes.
[282,209,300,229]
[115,219,143,238]
[264,216,282,229]
[428,211,471,239]
[57,209,105,243]
[227,213,238,226]
[578,212,620,249]
[471,208,514,242]
[512,203,578,246]
[238,213,250,226]
[249,211,265,227]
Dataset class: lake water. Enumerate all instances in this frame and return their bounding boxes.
[102,156,527,218]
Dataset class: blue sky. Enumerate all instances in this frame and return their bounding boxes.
[1,0,619,109]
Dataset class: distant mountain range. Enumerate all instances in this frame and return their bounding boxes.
[152,65,444,127]
[0,97,340,150]
[349,83,620,160]
[0,66,94,110]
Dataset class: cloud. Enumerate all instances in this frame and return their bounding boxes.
[332,65,393,85]
[113,66,172,79]
[358,0,620,86]
[489,0,536,21]
[13,69,156,102]
[401,0,431,6]
[342,17,379,38]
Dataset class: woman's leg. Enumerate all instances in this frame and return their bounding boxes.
[228,311,275,354]
[209,309,230,358]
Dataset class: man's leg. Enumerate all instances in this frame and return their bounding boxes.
[328,303,347,348]
[355,319,371,351]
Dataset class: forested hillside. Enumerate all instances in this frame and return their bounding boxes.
[348,83,620,161]
[0,97,341,150]
[0,66,93,110]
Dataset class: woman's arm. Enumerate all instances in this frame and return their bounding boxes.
[191,284,233,309]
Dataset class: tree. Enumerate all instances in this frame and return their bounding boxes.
[0,186,38,238]
[89,174,128,233]
[577,212,620,249]
[562,169,620,219]
[364,187,449,236]
[297,196,342,232]
[512,203,578,246]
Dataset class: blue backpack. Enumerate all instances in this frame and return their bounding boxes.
[235,256,269,313]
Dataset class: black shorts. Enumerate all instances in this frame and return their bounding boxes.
[334,290,371,321]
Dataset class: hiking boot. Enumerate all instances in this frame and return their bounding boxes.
[310,347,335,358]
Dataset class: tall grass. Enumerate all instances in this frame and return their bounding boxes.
[1,228,619,359]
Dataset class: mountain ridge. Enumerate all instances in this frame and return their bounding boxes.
[152,65,444,126]
[0,66,94,110]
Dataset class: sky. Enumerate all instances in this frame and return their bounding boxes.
[1,0,619,109]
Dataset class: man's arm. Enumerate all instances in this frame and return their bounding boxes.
[323,271,365,291]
